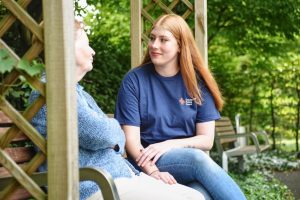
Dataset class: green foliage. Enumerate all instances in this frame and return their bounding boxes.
[1,0,299,148]
[211,149,298,199]
[217,150,299,199]
[244,150,300,172]
[17,60,44,76]
[0,49,16,73]
[75,1,131,113]
[0,50,44,77]
[207,0,300,150]
[231,171,294,200]
[0,49,44,110]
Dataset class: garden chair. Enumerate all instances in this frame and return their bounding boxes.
[214,116,270,172]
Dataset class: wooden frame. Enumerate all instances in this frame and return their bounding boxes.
[43,0,78,198]
[1,0,207,198]
[130,0,208,68]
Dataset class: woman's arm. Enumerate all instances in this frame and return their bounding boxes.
[122,125,177,184]
[137,121,215,166]
[170,121,215,150]
[77,92,125,151]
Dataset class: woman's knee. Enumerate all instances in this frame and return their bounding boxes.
[175,148,211,165]
[156,148,213,169]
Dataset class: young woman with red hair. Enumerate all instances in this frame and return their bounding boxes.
[116,14,246,200]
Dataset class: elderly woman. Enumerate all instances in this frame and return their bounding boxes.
[30,18,204,200]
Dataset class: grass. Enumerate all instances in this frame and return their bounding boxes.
[276,138,299,152]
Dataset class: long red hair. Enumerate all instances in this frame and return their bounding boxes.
[141,14,224,110]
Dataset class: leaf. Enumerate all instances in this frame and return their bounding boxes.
[0,49,16,73]
[17,59,44,76]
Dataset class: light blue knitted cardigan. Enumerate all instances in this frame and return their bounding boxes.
[30,84,138,200]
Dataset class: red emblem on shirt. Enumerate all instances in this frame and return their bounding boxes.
[179,97,185,105]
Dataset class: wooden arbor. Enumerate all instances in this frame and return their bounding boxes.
[130,0,208,67]
[0,0,78,199]
[0,0,207,199]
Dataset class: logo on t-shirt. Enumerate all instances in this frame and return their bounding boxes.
[179,97,194,106]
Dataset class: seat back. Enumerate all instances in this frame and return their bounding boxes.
[215,117,237,144]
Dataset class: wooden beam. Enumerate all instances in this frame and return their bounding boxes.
[131,0,142,68]
[2,0,43,43]
[43,0,79,199]
[195,0,208,67]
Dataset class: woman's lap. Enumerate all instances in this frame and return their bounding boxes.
[156,148,219,184]
[155,148,246,200]
[127,148,246,200]
[87,173,204,200]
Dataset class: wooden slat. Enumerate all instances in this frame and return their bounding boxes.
[2,0,43,43]
[19,71,45,97]
[0,97,45,157]
[1,152,46,199]
[106,114,114,118]
[0,112,28,143]
[215,121,233,127]
[0,39,44,95]
[219,138,236,144]
[43,0,79,199]
[168,0,180,10]
[226,146,258,157]
[0,163,26,177]
[0,111,11,123]
[144,1,155,11]
[0,98,46,154]
[194,0,208,67]
[216,126,235,132]
[154,0,173,14]
[181,0,194,10]
[0,132,29,143]
[215,130,235,135]
[141,9,155,24]
[21,38,44,67]
[131,0,142,67]
[182,9,192,20]
[0,0,32,38]
[215,117,237,144]
[0,150,46,199]
[3,147,35,165]
[2,187,31,200]
[0,38,45,96]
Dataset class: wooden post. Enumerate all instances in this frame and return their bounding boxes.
[195,0,208,67]
[130,0,142,68]
[43,0,79,199]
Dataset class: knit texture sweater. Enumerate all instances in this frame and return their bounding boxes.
[30,84,138,200]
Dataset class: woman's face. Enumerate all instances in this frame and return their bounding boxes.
[75,29,95,81]
[148,27,179,68]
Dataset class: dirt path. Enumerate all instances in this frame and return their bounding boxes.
[273,170,300,199]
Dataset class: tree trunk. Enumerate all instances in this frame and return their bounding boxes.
[249,77,257,132]
[270,75,276,149]
[296,78,300,152]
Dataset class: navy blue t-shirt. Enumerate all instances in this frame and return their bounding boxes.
[115,63,220,145]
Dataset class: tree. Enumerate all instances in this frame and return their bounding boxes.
[207,0,300,150]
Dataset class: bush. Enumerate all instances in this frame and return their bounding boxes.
[231,171,294,200]
[244,150,300,171]
[210,150,299,199]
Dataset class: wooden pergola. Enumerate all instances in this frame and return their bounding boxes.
[0,0,207,199]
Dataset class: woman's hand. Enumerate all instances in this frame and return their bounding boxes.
[149,170,177,184]
[137,140,177,167]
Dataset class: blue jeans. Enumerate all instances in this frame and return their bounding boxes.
[129,148,246,200]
